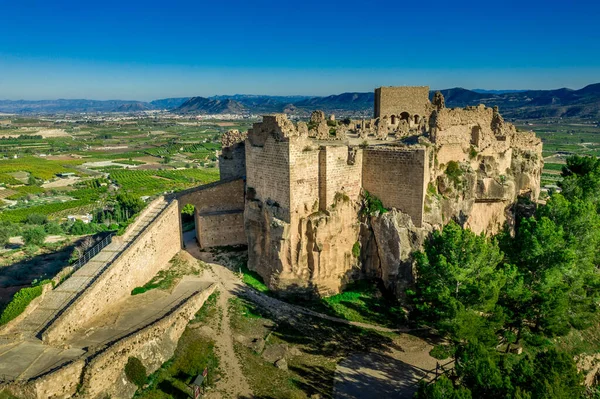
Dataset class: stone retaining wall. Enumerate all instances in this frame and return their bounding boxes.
[42,200,182,344]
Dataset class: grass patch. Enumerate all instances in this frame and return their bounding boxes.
[554,319,600,356]
[320,281,405,328]
[235,343,307,399]
[131,253,198,295]
[0,279,53,325]
[191,291,220,324]
[134,328,220,398]
[210,246,270,294]
[0,390,21,399]
[288,280,406,328]
[228,294,398,398]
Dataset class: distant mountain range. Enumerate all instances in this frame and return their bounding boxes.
[1,83,599,120]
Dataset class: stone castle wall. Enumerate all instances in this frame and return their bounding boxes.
[197,212,246,248]
[362,147,429,227]
[289,136,320,218]
[42,200,182,344]
[318,145,363,209]
[375,86,430,118]
[177,178,246,248]
[245,134,292,221]
[219,142,246,180]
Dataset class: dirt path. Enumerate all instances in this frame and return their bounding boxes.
[180,249,252,399]
[206,282,253,399]
[183,240,397,334]
[182,237,438,399]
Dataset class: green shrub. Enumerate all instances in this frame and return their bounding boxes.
[445,161,464,187]
[429,344,456,360]
[0,280,52,325]
[44,222,63,235]
[307,121,318,131]
[361,191,387,216]
[181,203,195,216]
[0,226,10,248]
[352,241,361,258]
[22,225,46,246]
[469,146,478,159]
[26,213,47,225]
[124,356,147,387]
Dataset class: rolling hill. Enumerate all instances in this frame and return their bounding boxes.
[1,83,599,120]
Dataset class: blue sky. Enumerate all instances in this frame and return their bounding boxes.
[0,0,598,100]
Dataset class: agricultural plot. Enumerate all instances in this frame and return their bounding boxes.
[0,156,84,180]
[516,122,600,187]
[109,168,220,197]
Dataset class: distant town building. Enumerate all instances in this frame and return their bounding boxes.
[67,214,93,224]
[56,172,76,178]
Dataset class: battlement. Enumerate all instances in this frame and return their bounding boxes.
[247,113,300,147]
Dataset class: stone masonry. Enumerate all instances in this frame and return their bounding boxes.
[185,86,542,295]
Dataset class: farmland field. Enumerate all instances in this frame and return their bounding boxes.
[515,121,600,187]
[0,117,252,225]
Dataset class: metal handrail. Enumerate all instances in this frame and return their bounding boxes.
[72,233,114,271]
[36,200,171,338]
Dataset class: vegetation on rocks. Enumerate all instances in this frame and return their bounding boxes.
[125,357,147,388]
[131,253,198,295]
[0,279,53,325]
[444,161,464,187]
[361,190,387,216]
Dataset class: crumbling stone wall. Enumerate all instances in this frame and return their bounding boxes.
[5,286,217,399]
[80,285,216,399]
[240,88,542,297]
[244,115,362,294]
[362,147,430,227]
[219,129,247,180]
[245,116,295,221]
[4,360,85,399]
[318,145,363,210]
[42,199,182,344]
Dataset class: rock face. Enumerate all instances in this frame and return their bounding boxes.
[577,353,600,387]
[245,196,361,295]
[362,210,431,294]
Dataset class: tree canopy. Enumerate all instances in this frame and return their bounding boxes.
[411,155,600,398]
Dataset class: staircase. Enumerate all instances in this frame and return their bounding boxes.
[10,198,170,338]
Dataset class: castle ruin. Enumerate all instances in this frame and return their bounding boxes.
[183,86,543,295]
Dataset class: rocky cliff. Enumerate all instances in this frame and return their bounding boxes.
[245,193,361,296]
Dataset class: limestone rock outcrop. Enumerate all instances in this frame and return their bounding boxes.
[362,210,431,294]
